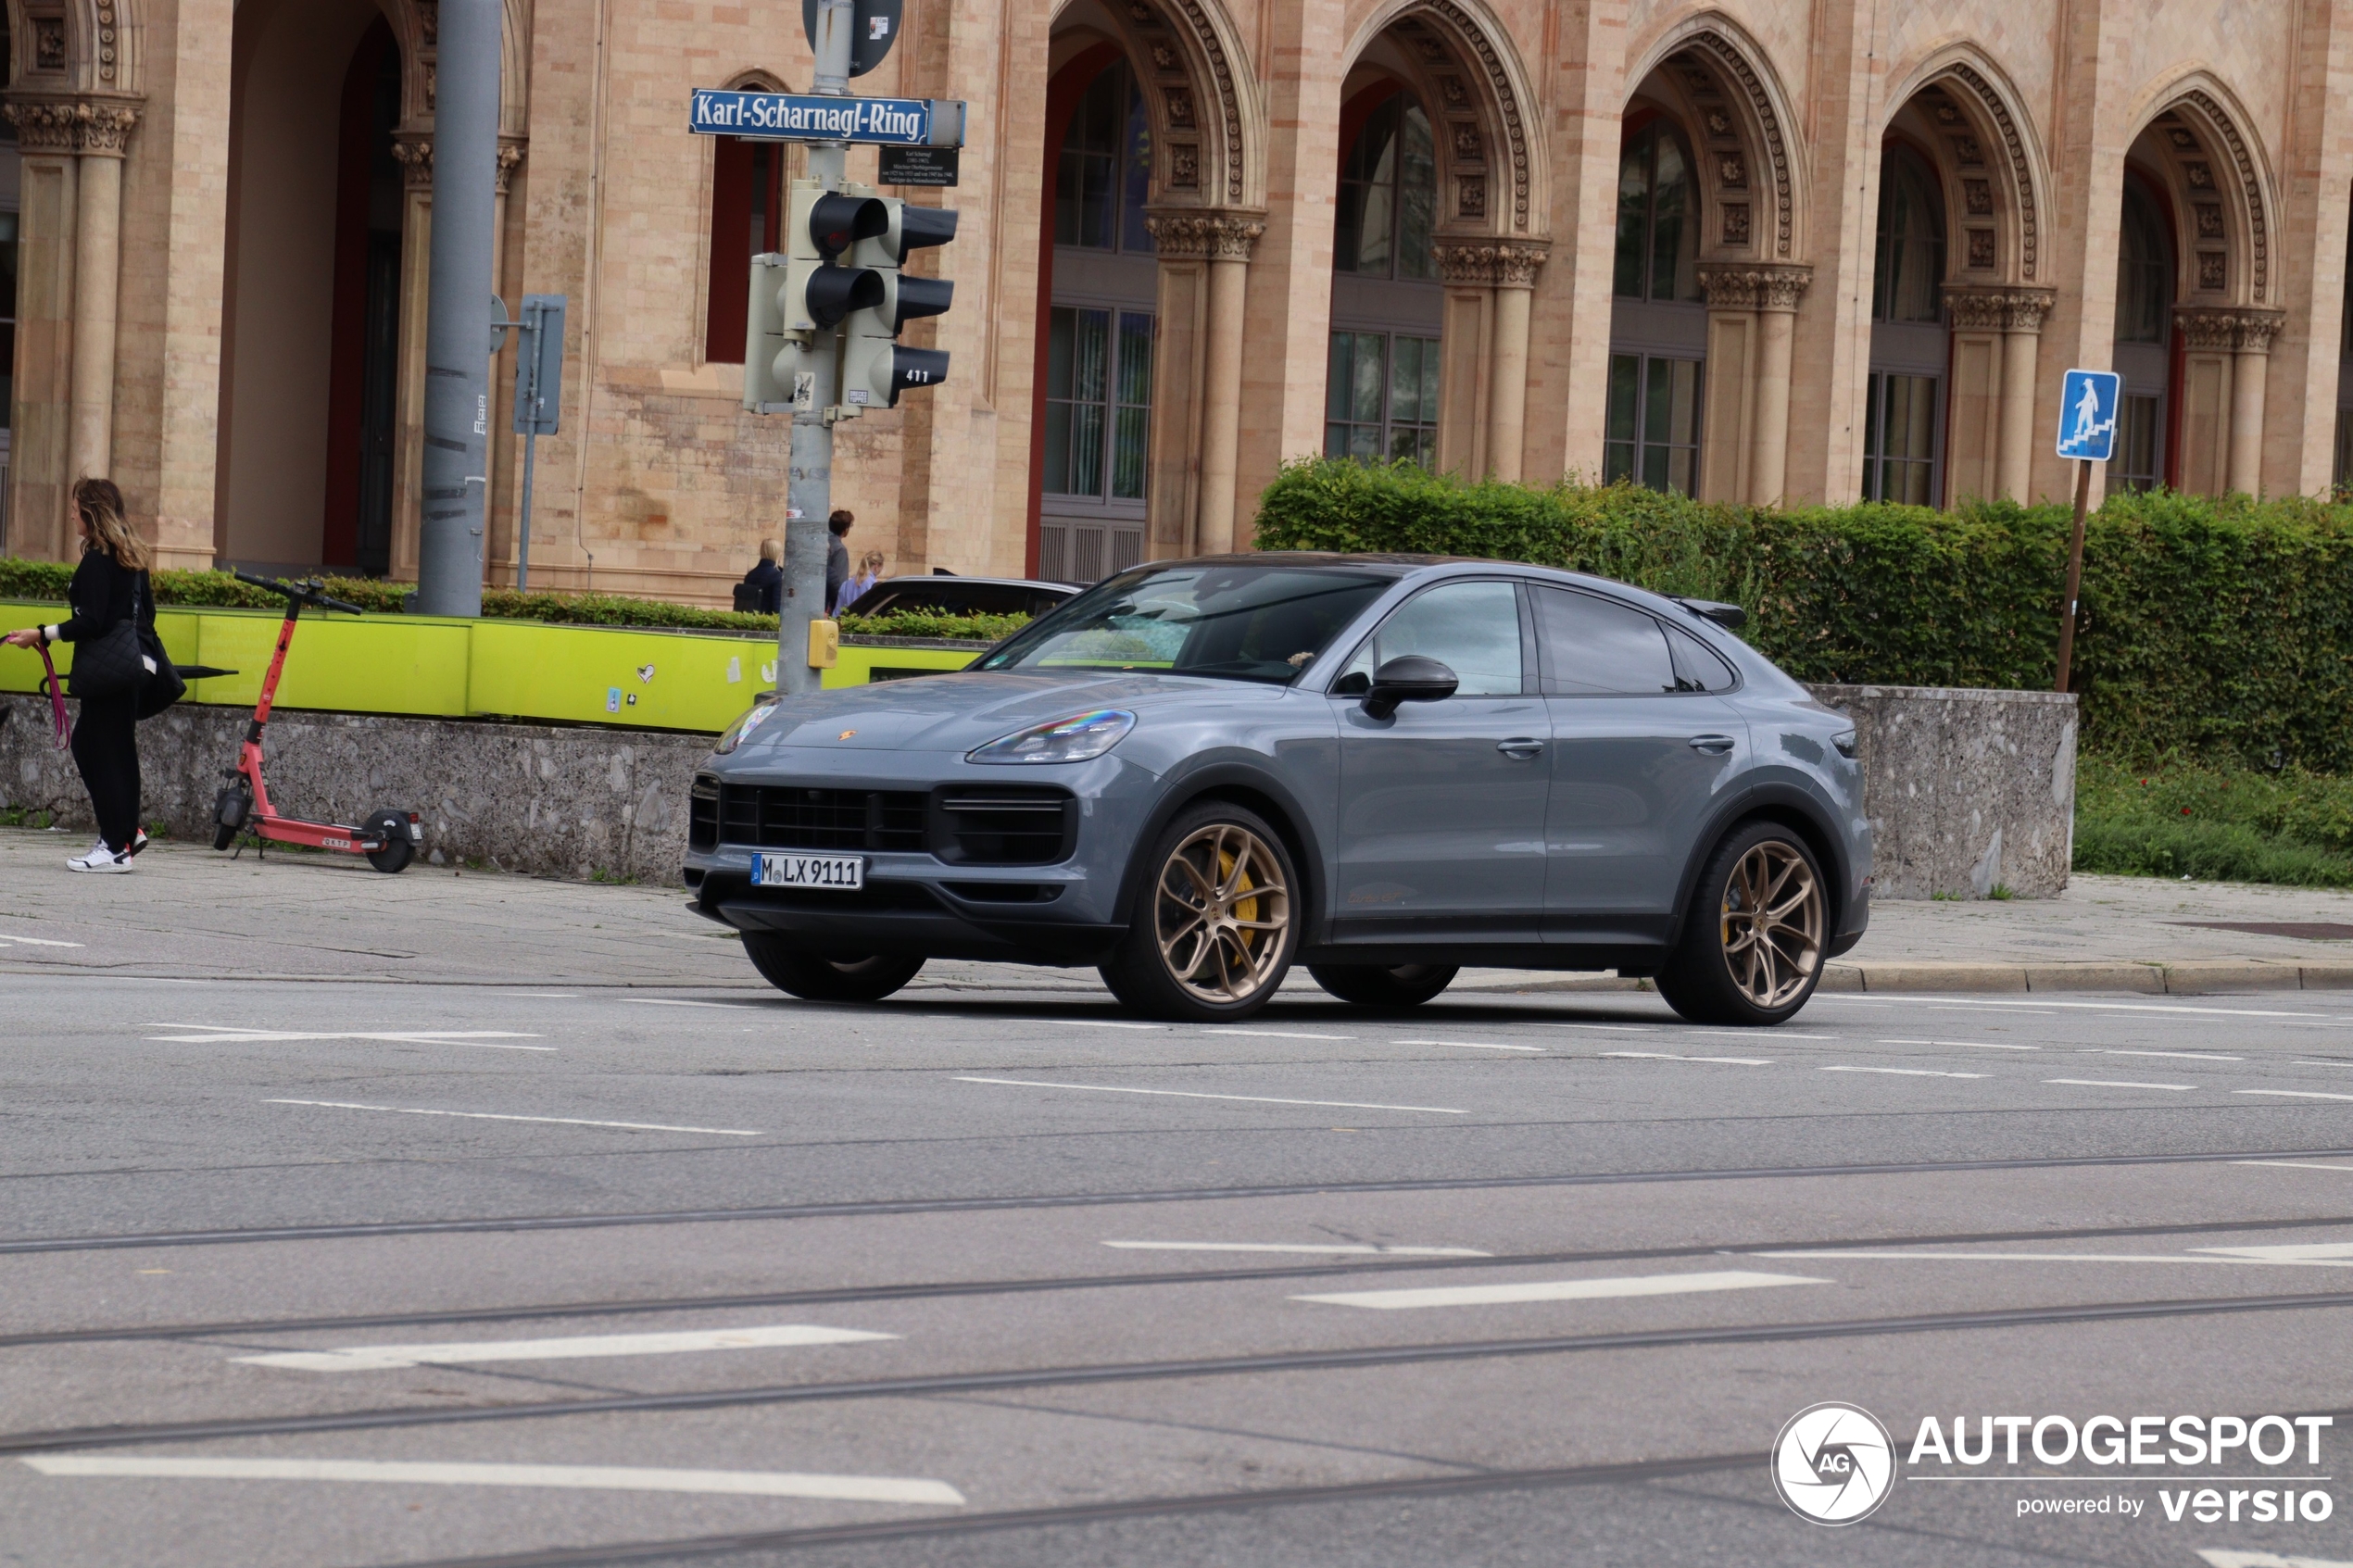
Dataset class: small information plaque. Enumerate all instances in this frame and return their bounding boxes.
[879,145,961,187]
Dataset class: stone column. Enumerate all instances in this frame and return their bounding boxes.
[1432,243,1498,480]
[1748,266,1808,507]
[2227,309,2284,496]
[2172,307,2238,496]
[390,134,435,581]
[1942,287,2009,505]
[2,102,81,557]
[1197,214,1262,556]
[68,104,139,493]
[1996,291,2056,502]
[1487,242,1546,484]
[1694,265,1760,503]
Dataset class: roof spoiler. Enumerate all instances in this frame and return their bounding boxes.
[1671,596,1748,631]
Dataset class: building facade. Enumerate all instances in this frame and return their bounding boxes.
[3,0,2351,600]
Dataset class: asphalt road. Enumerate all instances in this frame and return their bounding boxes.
[8,925,2353,1563]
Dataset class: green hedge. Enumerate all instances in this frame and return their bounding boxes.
[2074,750,2353,886]
[1254,458,2353,771]
[0,559,1020,644]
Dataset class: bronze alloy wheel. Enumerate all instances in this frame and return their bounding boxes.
[1718,837,1825,1009]
[1154,822,1292,1006]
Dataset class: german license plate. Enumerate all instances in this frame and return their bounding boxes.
[751,853,865,890]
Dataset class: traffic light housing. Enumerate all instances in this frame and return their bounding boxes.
[741,252,801,411]
[838,194,960,411]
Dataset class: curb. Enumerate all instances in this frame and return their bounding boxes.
[1457,960,2353,997]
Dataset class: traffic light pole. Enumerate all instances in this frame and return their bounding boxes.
[779,0,856,698]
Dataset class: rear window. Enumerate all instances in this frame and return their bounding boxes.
[856,581,1049,618]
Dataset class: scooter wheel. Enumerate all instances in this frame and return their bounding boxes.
[212,822,237,852]
[363,808,415,874]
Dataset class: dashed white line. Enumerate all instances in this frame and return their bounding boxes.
[951,1077,1467,1115]
[2233,1160,2353,1173]
[2236,1089,2353,1103]
[1602,1051,1773,1066]
[149,1027,552,1051]
[1879,1038,2040,1051]
[19,1457,963,1506]
[1395,1038,1545,1053]
[2098,1048,2242,1061]
[1203,1029,1354,1041]
[1294,1271,1827,1310]
[1822,1065,1988,1079]
[622,998,755,1010]
[263,1100,764,1136]
[1103,1241,1491,1257]
[1688,1029,1835,1040]
[1039,1019,1164,1031]
[2043,1079,2196,1093]
[0,933,83,947]
[233,1323,891,1372]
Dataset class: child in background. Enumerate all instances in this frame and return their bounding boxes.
[838,551,887,611]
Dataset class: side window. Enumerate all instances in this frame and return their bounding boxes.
[1667,626,1739,692]
[1532,587,1675,696]
[1336,581,1525,696]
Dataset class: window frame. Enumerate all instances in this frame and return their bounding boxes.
[1603,352,1703,496]
[1041,303,1156,514]
[1858,370,1944,506]
[1325,329,1442,469]
[1054,58,1156,257]
[1333,90,1438,284]
[1328,577,1541,699]
[1613,115,1701,304]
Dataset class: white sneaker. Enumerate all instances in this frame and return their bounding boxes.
[67,843,133,873]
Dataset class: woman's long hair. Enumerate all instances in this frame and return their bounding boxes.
[73,477,149,571]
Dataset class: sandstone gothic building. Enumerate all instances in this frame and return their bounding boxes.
[2,0,2350,600]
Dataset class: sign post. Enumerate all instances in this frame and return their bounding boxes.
[510,294,566,593]
[2052,368,2120,695]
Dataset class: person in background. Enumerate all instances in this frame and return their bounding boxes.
[740,537,783,614]
[838,550,887,612]
[825,509,855,614]
[3,477,155,872]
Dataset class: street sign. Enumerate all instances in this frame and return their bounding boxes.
[511,295,564,436]
[801,0,902,76]
[2056,368,2121,462]
[687,89,966,147]
[879,145,959,187]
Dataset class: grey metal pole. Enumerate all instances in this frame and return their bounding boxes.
[516,432,536,593]
[778,0,855,697]
[416,0,501,618]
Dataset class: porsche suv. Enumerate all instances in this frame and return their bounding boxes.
[685,554,1870,1025]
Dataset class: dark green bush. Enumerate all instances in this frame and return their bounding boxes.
[1254,459,2353,770]
[0,558,1016,644]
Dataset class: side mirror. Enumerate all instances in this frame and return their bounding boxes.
[1363,655,1459,720]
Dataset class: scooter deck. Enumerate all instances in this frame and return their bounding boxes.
[251,814,388,855]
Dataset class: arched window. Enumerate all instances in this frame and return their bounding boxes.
[1056,60,1154,255]
[1335,94,1436,282]
[2116,182,2171,345]
[1872,144,1944,323]
[2112,178,2173,492]
[702,137,786,364]
[1613,119,1698,302]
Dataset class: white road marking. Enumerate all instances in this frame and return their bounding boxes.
[1552,1023,1642,1033]
[1103,1240,1491,1257]
[1203,1029,1354,1041]
[1040,1019,1164,1030]
[1294,1270,1825,1310]
[263,1100,764,1136]
[622,998,754,1010]
[2294,1060,2353,1069]
[1827,997,2336,1022]
[2237,1089,2353,1103]
[1602,1051,1773,1065]
[951,1077,1467,1115]
[1822,1065,1988,1079]
[0,933,83,947]
[1880,1038,2041,1051]
[1688,1029,1834,1040]
[2044,1078,2196,1092]
[519,992,580,998]
[1395,1038,1545,1053]
[19,1457,962,1506]
[2196,1243,2353,1261]
[233,1323,891,1372]
[150,1027,553,1051]
[2233,1160,2353,1173]
[2099,1048,2242,1061]
[1755,1249,2353,1268]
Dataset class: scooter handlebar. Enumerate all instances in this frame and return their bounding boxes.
[233,571,365,615]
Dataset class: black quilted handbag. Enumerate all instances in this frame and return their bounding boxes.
[64,576,146,700]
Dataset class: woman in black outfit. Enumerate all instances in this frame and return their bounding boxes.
[4,478,153,872]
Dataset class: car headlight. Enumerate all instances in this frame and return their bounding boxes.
[713,700,779,755]
[968,709,1136,765]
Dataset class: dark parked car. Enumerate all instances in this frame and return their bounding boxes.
[847,575,1075,620]
[686,554,1870,1025]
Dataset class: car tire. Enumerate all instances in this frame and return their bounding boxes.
[742,935,925,1003]
[1307,963,1458,1009]
[1654,821,1830,1026]
[1100,801,1300,1023]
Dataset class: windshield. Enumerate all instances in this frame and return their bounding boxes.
[975,562,1398,684]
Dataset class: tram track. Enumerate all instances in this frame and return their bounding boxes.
[9,1286,2353,1457]
[8,1142,2352,1256]
[6,1208,2353,1351]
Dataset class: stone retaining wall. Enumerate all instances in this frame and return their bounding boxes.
[2,684,2078,896]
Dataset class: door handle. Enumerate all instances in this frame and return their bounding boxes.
[1497,737,1545,759]
[1688,734,1736,754]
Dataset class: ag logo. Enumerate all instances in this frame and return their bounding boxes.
[1771,1402,1896,1525]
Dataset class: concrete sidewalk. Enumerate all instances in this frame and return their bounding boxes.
[4,824,2352,995]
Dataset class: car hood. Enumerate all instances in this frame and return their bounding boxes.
[737,671,1283,753]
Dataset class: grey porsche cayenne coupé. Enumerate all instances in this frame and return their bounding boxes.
[685,554,1870,1025]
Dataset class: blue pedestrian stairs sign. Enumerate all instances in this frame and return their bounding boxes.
[2056,368,2121,461]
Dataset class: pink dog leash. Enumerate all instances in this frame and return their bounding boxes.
[36,643,69,749]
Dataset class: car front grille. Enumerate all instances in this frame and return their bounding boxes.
[939,790,1074,865]
[716,784,928,852]
[688,774,720,851]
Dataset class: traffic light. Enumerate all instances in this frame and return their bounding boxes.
[838,194,959,411]
[742,253,798,411]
